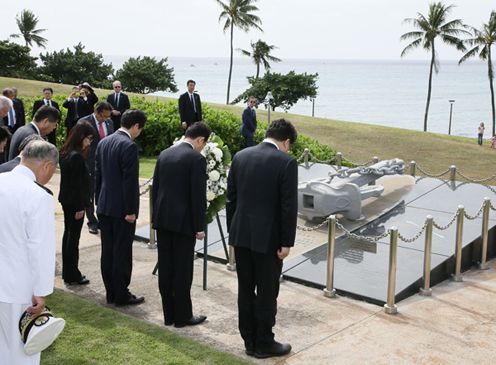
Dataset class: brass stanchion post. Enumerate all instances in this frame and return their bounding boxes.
[449,165,457,181]
[420,216,433,296]
[372,156,379,164]
[453,206,464,282]
[479,198,490,270]
[384,227,398,314]
[410,161,416,177]
[148,182,156,249]
[227,245,236,271]
[336,152,342,169]
[323,215,337,298]
[303,148,310,168]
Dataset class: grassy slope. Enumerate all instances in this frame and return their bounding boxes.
[2,76,493,180]
[43,290,248,365]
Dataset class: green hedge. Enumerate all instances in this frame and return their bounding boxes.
[19,95,342,163]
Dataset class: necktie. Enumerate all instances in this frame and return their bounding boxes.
[190,94,196,113]
[115,93,119,106]
[46,100,51,107]
[74,99,79,119]
[8,108,15,127]
[98,122,105,139]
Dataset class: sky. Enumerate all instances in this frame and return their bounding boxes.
[1,0,495,61]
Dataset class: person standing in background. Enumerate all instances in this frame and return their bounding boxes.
[478,122,485,146]
[2,88,25,133]
[59,121,97,286]
[32,88,60,146]
[107,80,130,131]
[179,80,202,130]
[241,96,258,148]
[63,87,83,133]
[79,83,98,113]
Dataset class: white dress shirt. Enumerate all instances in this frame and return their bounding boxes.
[0,165,56,304]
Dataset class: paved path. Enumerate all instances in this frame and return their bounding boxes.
[47,174,496,364]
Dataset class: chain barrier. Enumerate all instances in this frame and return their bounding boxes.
[344,158,374,167]
[490,201,496,212]
[432,211,459,230]
[139,177,153,188]
[307,151,336,165]
[415,164,451,178]
[455,170,496,184]
[296,219,328,231]
[398,220,428,243]
[335,220,390,244]
[139,185,151,196]
[463,203,485,220]
[328,165,403,180]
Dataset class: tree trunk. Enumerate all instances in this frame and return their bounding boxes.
[488,47,496,136]
[226,23,234,105]
[423,43,435,132]
[255,62,260,79]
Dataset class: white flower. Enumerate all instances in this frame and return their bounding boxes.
[212,148,223,161]
[207,191,216,201]
[209,170,220,182]
[207,180,212,187]
[208,160,216,168]
[218,188,224,195]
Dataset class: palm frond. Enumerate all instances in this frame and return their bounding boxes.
[400,31,424,41]
[458,46,480,64]
[400,38,422,57]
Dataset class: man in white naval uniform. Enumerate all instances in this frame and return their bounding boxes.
[0,140,58,365]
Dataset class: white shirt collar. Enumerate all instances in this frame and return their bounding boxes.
[262,138,280,150]
[118,128,132,139]
[30,121,41,135]
[12,164,36,181]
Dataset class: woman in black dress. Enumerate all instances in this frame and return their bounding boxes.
[59,120,96,285]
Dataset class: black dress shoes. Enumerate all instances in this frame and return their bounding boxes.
[254,341,292,359]
[245,343,255,357]
[115,295,145,307]
[164,320,174,326]
[174,315,207,328]
[64,277,90,285]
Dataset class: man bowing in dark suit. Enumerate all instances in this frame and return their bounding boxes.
[152,122,211,328]
[107,80,130,130]
[78,101,114,234]
[178,80,202,130]
[32,88,60,146]
[226,118,298,359]
[95,109,147,306]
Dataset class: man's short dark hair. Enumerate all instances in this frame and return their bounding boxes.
[121,109,147,129]
[0,126,11,143]
[265,118,298,144]
[42,87,54,94]
[187,80,196,86]
[33,105,60,124]
[185,122,211,140]
[94,101,113,113]
[2,88,14,98]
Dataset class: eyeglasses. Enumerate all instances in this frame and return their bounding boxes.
[114,86,121,88]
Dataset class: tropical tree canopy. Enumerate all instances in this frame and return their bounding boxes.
[10,9,48,49]
[238,39,281,79]
[233,71,318,111]
[459,11,496,134]
[216,0,263,104]
[400,2,469,132]
[0,40,38,78]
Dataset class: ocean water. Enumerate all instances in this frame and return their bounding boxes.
[105,56,493,138]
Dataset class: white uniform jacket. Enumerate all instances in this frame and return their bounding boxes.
[0,165,56,304]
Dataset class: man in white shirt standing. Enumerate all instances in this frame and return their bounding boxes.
[0,140,58,365]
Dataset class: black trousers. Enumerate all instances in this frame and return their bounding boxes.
[61,204,84,282]
[85,174,98,229]
[98,214,136,304]
[243,134,254,149]
[157,229,196,325]
[234,246,283,348]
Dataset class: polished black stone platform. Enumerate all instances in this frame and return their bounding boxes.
[282,175,496,305]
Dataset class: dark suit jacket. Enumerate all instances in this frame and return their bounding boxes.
[0,156,20,173]
[2,99,26,133]
[85,92,98,113]
[32,99,60,118]
[62,98,91,130]
[241,106,257,137]
[107,92,130,130]
[95,130,139,218]
[8,123,39,160]
[178,92,202,127]
[226,142,298,254]
[152,142,207,236]
[79,114,114,176]
[58,151,91,210]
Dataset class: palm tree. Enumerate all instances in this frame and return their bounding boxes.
[216,0,262,104]
[238,40,281,79]
[10,9,48,49]
[459,11,496,135]
[400,2,468,132]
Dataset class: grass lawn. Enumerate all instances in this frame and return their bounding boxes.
[42,289,248,365]
[140,157,157,178]
[3,76,494,181]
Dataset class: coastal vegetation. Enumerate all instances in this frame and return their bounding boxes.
[10,9,47,49]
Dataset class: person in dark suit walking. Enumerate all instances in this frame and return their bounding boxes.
[241,96,258,148]
[107,80,131,130]
[152,122,211,328]
[78,101,114,234]
[2,88,25,133]
[59,121,96,285]
[95,109,147,306]
[9,106,60,160]
[226,118,298,359]
[178,80,202,130]
[32,88,60,146]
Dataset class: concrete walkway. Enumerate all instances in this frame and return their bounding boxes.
[47,174,496,364]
